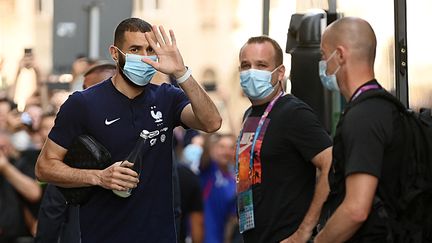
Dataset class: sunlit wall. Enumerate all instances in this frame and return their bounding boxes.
[1,0,431,124]
[407,0,432,110]
[0,0,52,85]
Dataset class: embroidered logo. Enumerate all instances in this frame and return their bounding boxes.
[105,118,120,125]
[150,106,163,123]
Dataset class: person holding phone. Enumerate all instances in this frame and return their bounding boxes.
[12,48,42,112]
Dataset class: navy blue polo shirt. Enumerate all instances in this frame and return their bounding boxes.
[49,78,190,243]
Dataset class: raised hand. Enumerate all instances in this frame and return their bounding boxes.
[143,25,187,79]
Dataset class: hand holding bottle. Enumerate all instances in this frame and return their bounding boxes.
[98,161,139,192]
[112,130,149,198]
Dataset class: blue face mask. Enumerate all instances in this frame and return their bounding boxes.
[116,47,157,86]
[240,66,280,100]
[319,50,340,92]
[182,144,203,173]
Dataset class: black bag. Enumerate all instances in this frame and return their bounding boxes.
[348,89,432,243]
[57,135,111,205]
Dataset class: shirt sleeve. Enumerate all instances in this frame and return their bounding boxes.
[342,99,394,178]
[284,103,332,162]
[48,92,87,149]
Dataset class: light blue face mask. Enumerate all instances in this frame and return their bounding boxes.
[115,47,157,86]
[240,66,280,100]
[319,50,340,92]
[182,144,203,174]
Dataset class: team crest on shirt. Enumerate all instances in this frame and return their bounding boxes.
[150,106,163,124]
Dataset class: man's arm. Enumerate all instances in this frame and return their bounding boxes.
[280,146,332,243]
[314,173,378,243]
[224,215,238,243]
[189,211,204,243]
[35,138,139,191]
[23,205,37,236]
[179,83,221,133]
[0,155,42,203]
[143,25,222,133]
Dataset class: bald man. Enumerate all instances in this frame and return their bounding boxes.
[83,61,116,89]
[314,17,406,243]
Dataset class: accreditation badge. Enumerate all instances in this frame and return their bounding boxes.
[238,188,255,233]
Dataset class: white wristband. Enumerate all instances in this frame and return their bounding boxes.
[176,67,192,84]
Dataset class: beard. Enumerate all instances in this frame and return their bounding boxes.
[117,53,142,88]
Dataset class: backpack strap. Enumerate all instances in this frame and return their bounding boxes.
[346,89,408,114]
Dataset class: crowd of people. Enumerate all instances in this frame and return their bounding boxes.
[0,15,428,243]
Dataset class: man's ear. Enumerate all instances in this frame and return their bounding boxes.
[335,46,346,65]
[109,45,118,62]
[277,65,286,81]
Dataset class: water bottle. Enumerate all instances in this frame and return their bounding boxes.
[113,130,150,198]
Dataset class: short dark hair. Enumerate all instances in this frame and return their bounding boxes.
[241,36,283,66]
[114,18,152,48]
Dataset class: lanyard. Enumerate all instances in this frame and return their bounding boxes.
[235,92,283,182]
[351,84,381,101]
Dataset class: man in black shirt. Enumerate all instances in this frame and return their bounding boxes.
[315,17,406,243]
[236,36,332,243]
[177,163,203,243]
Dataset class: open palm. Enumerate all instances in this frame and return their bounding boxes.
[143,25,186,78]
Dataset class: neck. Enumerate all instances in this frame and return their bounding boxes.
[112,71,145,99]
[250,82,283,106]
[343,78,374,101]
[340,65,374,101]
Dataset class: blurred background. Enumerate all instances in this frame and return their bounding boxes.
[0,0,431,135]
[0,1,432,242]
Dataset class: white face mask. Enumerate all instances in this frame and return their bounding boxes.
[318,50,340,92]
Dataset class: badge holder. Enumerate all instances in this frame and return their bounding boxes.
[237,178,255,233]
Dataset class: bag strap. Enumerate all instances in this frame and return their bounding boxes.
[346,89,408,114]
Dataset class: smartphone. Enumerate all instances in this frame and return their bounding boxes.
[24,48,33,55]
[203,83,216,92]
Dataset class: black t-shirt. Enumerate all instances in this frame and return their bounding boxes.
[177,164,203,243]
[15,149,41,217]
[330,81,405,242]
[0,157,31,242]
[241,95,332,243]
